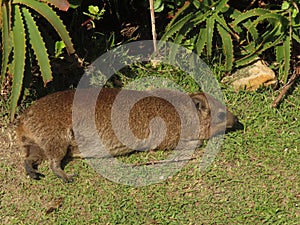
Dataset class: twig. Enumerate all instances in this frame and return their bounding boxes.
[245,0,257,11]
[272,71,299,108]
[149,0,157,52]
[130,156,197,167]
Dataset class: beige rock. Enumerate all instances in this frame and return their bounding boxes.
[222,60,277,91]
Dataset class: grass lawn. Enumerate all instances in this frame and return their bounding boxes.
[0,83,299,224]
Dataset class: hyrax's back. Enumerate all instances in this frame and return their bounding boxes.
[16,88,239,182]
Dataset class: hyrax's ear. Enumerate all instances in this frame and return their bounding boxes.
[191,94,210,112]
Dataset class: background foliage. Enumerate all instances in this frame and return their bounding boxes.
[1,0,300,117]
[0,0,74,120]
[0,1,299,223]
[162,0,300,82]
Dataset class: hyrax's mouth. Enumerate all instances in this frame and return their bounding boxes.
[226,116,244,131]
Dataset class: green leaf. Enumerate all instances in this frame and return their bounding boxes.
[235,53,259,67]
[1,1,11,87]
[212,0,229,13]
[214,14,233,35]
[275,37,291,83]
[195,27,207,55]
[191,7,214,25]
[292,31,300,44]
[242,20,259,42]
[55,41,66,58]
[236,27,284,67]
[68,0,82,9]
[10,5,26,121]
[13,0,75,54]
[217,23,233,71]
[21,6,52,84]
[192,0,201,9]
[41,0,70,11]
[169,19,196,61]
[206,16,215,57]
[292,8,298,18]
[164,2,191,33]
[281,1,290,10]
[88,5,99,14]
[154,0,164,12]
[232,8,271,27]
[251,13,288,33]
[161,12,195,41]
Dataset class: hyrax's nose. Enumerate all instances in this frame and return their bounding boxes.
[232,115,244,130]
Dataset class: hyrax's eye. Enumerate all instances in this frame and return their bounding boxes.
[217,111,226,121]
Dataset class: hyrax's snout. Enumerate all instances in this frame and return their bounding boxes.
[203,93,242,137]
[228,114,244,131]
[219,108,243,132]
[225,111,238,128]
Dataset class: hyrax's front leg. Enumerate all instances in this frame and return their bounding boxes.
[49,159,77,182]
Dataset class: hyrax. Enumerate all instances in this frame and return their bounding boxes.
[16,88,240,182]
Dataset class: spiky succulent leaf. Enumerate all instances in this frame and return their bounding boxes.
[10,5,26,121]
[235,53,259,67]
[213,14,235,38]
[251,13,288,36]
[1,1,11,87]
[242,20,259,43]
[41,0,70,11]
[21,6,52,84]
[292,32,300,44]
[232,8,271,27]
[275,37,291,83]
[13,0,75,54]
[217,23,233,70]
[206,16,215,57]
[161,12,195,41]
[195,27,207,55]
[165,2,191,31]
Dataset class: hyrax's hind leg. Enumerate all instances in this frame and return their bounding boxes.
[21,139,45,180]
[49,158,77,182]
[24,149,44,180]
[16,125,45,179]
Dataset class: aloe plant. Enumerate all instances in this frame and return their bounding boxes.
[161,0,300,83]
[275,1,300,83]
[0,0,75,121]
[231,8,289,76]
[161,0,236,71]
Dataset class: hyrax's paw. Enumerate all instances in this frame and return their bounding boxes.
[27,171,45,180]
[63,173,78,183]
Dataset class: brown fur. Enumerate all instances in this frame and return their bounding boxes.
[16,88,239,182]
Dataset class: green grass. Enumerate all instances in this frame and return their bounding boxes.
[0,80,299,224]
